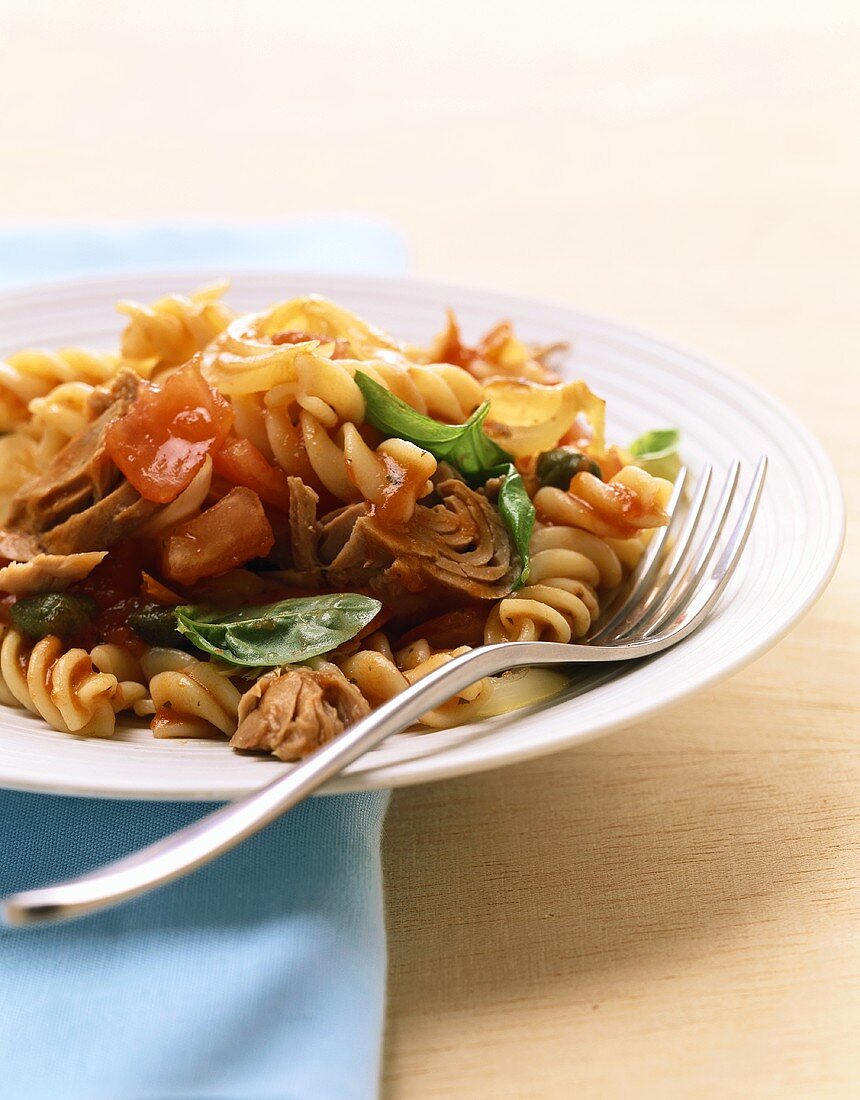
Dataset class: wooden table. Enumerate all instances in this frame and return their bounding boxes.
[1,2,857,1094]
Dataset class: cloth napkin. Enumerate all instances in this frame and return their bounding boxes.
[0,219,403,1100]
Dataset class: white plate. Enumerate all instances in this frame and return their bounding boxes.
[0,273,844,800]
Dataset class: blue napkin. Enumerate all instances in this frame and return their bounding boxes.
[0,220,402,1100]
[0,217,407,286]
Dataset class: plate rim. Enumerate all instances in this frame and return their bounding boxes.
[0,269,845,800]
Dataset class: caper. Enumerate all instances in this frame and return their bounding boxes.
[9,592,98,641]
[128,605,188,649]
[536,447,602,488]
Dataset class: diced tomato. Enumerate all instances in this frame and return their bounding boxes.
[160,487,274,586]
[212,438,294,511]
[140,572,185,605]
[105,363,233,504]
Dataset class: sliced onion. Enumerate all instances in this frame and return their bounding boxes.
[477,667,568,717]
[139,456,213,537]
[483,378,606,457]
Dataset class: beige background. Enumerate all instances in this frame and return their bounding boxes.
[1,2,858,1095]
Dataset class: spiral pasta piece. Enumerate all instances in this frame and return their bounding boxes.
[263,401,323,488]
[342,427,437,524]
[529,524,625,588]
[27,380,97,462]
[258,351,483,429]
[0,431,40,523]
[294,411,437,513]
[335,632,492,727]
[0,626,141,736]
[483,523,627,644]
[118,283,233,371]
[535,465,673,540]
[354,359,484,422]
[208,310,483,425]
[138,648,243,739]
[298,411,363,501]
[0,347,119,431]
[484,574,599,643]
[265,356,365,429]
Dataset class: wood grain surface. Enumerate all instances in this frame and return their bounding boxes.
[1,2,857,1095]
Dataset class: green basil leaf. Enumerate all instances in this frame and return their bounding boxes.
[175,593,382,667]
[483,463,535,587]
[629,428,682,480]
[355,371,510,473]
[629,428,680,458]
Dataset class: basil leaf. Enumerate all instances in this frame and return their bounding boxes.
[175,593,382,667]
[629,428,680,458]
[355,371,510,474]
[483,463,534,587]
[629,428,682,480]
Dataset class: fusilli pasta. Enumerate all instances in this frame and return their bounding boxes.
[27,380,96,462]
[0,347,118,431]
[335,632,493,727]
[0,626,144,736]
[484,529,604,643]
[0,431,39,522]
[353,359,483,422]
[137,648,243,739]
[293,411,437,510]
[118,283,233,371]
[535,466,672,539]
[205,301,483,424]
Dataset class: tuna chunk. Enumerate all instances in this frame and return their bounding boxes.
[0,551,106,594]
[277,478,518,610]
[6,370,159,551]
[327,479,516,602]
[231,665,370,760]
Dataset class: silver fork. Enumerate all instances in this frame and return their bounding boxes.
[1,457,767,927]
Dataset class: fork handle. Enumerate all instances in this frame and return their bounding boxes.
[3,641,576,927]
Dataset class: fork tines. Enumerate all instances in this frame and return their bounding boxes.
[588,457,768,646]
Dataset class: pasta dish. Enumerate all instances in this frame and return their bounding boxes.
[0,285,680,760]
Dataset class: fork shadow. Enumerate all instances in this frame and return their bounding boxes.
[381,701,845,1019]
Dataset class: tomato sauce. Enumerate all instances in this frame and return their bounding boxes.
[68,539,155,651]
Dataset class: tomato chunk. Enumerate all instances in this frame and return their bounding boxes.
[140,572,184,605]
[160,487,274,586]
[106,364,233,504]
[212,438,293,511]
